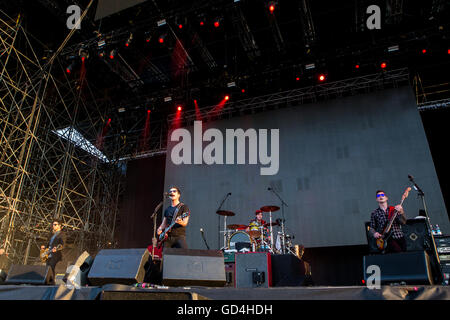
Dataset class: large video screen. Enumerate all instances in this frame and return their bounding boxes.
[163,87,449,249]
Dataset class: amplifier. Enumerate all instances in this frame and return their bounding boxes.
[434,235,450,247]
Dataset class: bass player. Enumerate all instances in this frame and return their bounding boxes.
[369,190,407,253]
[156,186,190,249]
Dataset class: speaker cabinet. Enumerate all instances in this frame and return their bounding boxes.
[162,248,226,287]
[5,264,54,285]
[225,262,235,287]
[363,251,433,285]
[64,251,94,287]
[271,254,310,287]
[235,252,272,288]
[87,248,149,286]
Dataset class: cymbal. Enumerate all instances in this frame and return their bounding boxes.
[248,230,261,238]
[260,205,280,212]
[227,224,247,230]
[216,210,235,216]
[264,221,280,227]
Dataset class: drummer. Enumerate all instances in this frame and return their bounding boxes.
[246,210,267,235]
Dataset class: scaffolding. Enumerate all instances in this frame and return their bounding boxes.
[0,13,123,268]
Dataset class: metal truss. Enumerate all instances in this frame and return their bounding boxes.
[168,68,411,124]
[0,12,124,266]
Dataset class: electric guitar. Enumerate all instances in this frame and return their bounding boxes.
[39,244,63,262]
[375,187,411,251]
[157,210,189,247]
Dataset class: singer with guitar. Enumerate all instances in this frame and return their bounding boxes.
[40,219,65,276]
[156,187,190,249]
[369,190,408,253]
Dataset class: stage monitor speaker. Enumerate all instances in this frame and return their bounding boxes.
[235,252,272,288]
[271,254,311,287]
[5,264,54,285]
[402,219,432,251]
[162,248,226,287]
[64,251,94,287]
[363,251,433,285]
[87,248,149,286]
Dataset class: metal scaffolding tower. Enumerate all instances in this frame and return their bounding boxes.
[0,12,123,269]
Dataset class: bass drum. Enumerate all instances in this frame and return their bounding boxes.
[228,231,254,252]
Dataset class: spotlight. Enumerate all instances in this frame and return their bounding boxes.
[159,34,165,44]
[109,49,116,59]
[268,2,276,13]
[66,64,73,74]
[125,33,133,47]
[178,24,183,29]
[200,21,204,26]
[177,105,182,111]
[380,62,387,69]
[421,49,427,54]
[318,74,326,82]
[225,95,230,101]
[214,20,220,28]
[296,76,300,81]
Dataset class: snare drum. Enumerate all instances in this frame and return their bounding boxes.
[228,231,255,252]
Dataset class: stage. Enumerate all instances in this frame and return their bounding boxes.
[0,283,449,300]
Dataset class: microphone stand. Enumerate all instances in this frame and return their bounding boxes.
[200,229,210,250]
[409,176,445,284]
[269,188,288,254]
[217,193,231,250]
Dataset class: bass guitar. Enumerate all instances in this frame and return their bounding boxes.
[157,210,189,247]
[375,187,411,251]
[40,244,63,262]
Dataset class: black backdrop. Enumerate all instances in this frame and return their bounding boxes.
[119,155,166,248]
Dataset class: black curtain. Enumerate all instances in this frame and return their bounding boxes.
[119,155,166,248]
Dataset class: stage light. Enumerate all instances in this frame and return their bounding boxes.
[159,35,165,43]
[380,62,387,69]
[422,49,427,54]
[178,24,183,29]
[448,49,450,55]
[200,21,204,26]
[268,2,276,13]
[296,76,300,81]
[225,95,230,101]
[355,64,360,69]
[125,33,133,47]
[318,74,326,82]
[66,65,72,74]
[177,105,182,111]
[241,89,246,93]
[109,49,116,59]
[214,20,220,28]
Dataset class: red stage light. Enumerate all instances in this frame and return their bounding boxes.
[318,74,325,82]
[225,95,229,101]
[241,89,245,93]
[380,62,387,69]
[178,24,183,29]
[81,56,85,62]
[355,64,360,69]
[422,49,427,54]
[296,77,300,81]
[66,68,71,74]
[200,21,204,26]
[159,37,164,44]
[214,21,220,28]
[448,49,450,54]
[269,4,275,13]
[177,106,182,111]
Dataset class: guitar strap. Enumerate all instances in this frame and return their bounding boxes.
[387,206,395,220]
[171,202,184,224]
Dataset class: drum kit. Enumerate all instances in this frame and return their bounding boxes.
[217,205,294,254]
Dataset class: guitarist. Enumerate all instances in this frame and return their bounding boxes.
[40,219,65,276]
[156,187,190,249]
[369,190,407,253]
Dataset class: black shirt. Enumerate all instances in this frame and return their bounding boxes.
[164,203,190,236]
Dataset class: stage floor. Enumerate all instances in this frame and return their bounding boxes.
[0,284,449,300]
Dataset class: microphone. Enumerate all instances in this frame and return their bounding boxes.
[227,193,231,196]
[164,192,170,198]
[408,175,414,181]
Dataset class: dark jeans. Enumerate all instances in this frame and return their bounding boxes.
[164,234,188,249]
[386,236,407,253]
